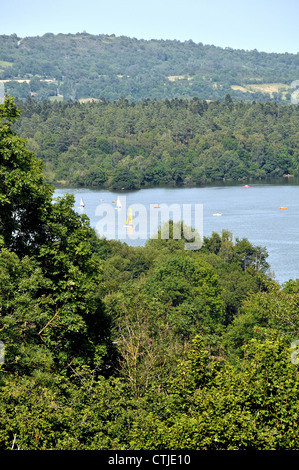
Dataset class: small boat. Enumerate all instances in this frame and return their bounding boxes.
[243,185,250,188]
[124,208,133,227]
[112,200,117,203]
[115,196,122,210]
[153,204,160,208]
[280,206,287,210]
[99,198,104,202]
[213,212,222,216]
[79,197,85,208]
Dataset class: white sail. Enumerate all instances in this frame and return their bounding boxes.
[116,196,122,209]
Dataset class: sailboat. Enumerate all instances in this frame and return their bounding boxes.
[115,196,122,210]
[124,207,133,227]
[79,197,85,209]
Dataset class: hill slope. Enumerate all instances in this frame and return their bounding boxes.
[1,32,298,102]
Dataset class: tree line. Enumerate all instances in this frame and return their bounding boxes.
[1,98,299,450]
[12,95,299,189]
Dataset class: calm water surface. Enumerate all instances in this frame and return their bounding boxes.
[54,182,299,286]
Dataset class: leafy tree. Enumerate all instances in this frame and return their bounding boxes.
[0,97,113,376]
[129,335,299,450]
[0,97,53,256]
[223,281,299,362]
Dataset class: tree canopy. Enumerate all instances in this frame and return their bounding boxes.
[1,98,299,451]
[12,96,299,189]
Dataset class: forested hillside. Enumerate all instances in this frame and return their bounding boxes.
[1,98,299,450]
[0,32,298,102]
[13,96,299,188]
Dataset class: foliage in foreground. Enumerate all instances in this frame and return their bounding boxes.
[1,98,299,450]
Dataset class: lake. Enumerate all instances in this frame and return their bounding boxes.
[54,181,299,286]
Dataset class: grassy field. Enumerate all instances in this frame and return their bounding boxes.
[231,82,290,98]
[0,60,13,68]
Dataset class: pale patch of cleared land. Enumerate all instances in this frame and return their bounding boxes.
[0,79,31,83]
[0,60,13,69]
[0,78,57,83]
[231,82,290,98]
[231,85,254,94]
[167,75,193,82]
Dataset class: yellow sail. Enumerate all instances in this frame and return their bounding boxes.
[126,208,133,225]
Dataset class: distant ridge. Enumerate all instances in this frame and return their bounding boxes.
[0,32,298,102]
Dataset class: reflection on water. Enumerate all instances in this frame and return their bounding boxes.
[54,181,299,285]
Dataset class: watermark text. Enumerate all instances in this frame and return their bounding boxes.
[95,197,203,250]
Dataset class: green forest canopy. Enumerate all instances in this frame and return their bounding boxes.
[12,95,299,189]
[1,98,299,450]
[0,32,298,102]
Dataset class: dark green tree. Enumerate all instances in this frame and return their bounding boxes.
[0,98,113,376]
[0,97,53,257]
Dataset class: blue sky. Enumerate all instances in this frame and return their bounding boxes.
[1,0,298,53]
